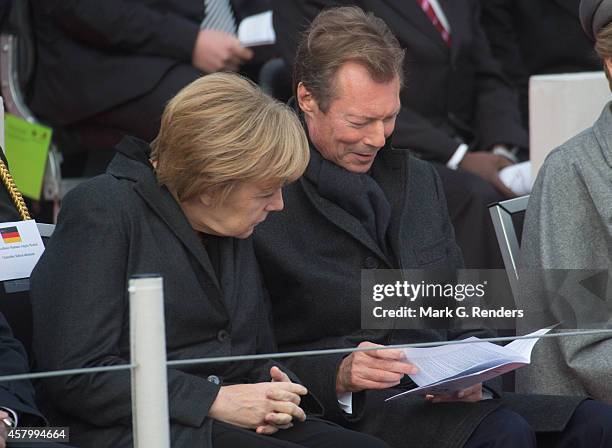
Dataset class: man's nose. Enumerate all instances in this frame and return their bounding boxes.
[363,121,386,148]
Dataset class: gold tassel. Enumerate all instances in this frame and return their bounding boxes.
[0,158,31,221]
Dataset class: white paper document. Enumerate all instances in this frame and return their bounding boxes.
[238,11,276,47]
[385,327,552,401]
[0,220,45,281]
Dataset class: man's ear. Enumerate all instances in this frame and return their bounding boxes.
[297,82,319,117]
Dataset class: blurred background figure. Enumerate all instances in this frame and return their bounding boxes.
[27,0,272,176]
[481,0,600,129]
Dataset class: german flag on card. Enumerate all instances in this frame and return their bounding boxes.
[0,226,21,244]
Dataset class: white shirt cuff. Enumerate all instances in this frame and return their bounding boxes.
[337,392,353,414]
[491,144,519,163]
[0,407,18,427]
[446,143,469,170]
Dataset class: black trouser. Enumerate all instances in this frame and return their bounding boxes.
[78,61,263,144]
[211,418,390,448]
[83,64,203,143]
[60,64,204,177]
[62,62,264,177]
[465,400,612,448]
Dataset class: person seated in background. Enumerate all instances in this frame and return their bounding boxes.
[518,0,612,401]
[28,0,272,175]
[254,6,612,448]
[0,153,71,448]
[272,0,527,269]
[29,73,389,448]
[481,0,600,129]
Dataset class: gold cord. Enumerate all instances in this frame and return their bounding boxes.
[0,158,30,220]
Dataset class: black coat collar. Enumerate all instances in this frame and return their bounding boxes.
[555,0,580,17]
[291,101,409,267]
[108,137,224,296]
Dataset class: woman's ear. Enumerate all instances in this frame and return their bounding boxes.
[198,192,214,207]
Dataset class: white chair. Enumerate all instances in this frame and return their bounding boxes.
[529,71,611,178]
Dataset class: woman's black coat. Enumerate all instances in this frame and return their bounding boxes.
[30,136,320,448]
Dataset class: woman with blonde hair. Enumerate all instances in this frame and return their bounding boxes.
[30,73,388,448]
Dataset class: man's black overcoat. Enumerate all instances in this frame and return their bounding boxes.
[254,139,582,447]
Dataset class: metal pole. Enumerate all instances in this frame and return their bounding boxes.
[129,275,170,448]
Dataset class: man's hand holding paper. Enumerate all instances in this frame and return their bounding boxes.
[335,341,418,394]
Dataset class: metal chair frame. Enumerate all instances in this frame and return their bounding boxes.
[488,195,529,299]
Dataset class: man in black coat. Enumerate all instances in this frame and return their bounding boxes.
[0,151,70,448]
[481,0,600,127]
[29,0,268,142]
[272,0,527,269]
[254,6,612,448]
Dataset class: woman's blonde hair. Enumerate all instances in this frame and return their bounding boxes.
[151,73,309,203]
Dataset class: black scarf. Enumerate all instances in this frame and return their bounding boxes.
[303,145,392,257]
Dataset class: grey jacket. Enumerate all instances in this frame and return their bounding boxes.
[518,102,612,400]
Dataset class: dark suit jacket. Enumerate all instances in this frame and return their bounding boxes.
[30,136,321,448]
[0,155,73,448]
[0,152,45,426]
[481,0,600,125]
[0,152,20,223]
[0,311,46,428]
[273,0,527,162]
[29,0,268,126]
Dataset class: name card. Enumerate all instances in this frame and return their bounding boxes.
[0,220,45,281]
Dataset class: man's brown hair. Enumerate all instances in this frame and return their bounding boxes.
[293,6,405,111]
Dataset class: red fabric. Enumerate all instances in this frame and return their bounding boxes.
[419,0,451,46]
